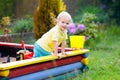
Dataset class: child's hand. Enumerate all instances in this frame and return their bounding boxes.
[53,52,59,56]
[62,52,69,56]
[52,52,62,59]
[58,54,62,59]
[72,48,77,50]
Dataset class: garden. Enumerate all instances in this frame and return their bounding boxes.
[0,0,120,80]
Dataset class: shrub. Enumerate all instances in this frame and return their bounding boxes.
[69,13,98,39]
[80,13,98,38]
[0,16,11,27]
[12,18,33,33]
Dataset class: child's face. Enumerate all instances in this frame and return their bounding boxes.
[57,17,71,31]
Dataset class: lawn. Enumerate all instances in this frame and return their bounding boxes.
[72,26,120,80]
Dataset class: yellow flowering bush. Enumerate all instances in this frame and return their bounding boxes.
[0,16,11,34]
[1,16,10,27]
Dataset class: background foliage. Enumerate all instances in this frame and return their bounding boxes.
[0,0,15,18]
[99,0,120,25]
[74,0,120,26]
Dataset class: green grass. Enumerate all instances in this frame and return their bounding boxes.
[71,26,120,80]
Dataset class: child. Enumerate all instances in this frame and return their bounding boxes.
[33,11,73,58]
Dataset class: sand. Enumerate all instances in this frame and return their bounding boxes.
[0,57,16,64]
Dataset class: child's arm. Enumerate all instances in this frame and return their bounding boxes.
[53,41,59,56]
[61,40,66,55]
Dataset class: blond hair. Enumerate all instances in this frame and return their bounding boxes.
[57,11,73,23]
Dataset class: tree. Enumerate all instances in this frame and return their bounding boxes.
[33,0,66,39]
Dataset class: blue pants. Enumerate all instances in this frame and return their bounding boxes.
[33,43,51,58]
